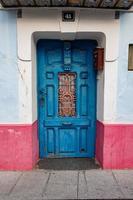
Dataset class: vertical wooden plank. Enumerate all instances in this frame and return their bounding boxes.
[80,85,88,116]
[47,128,55,154]
[79,128,87,153]
[46,85,55,117]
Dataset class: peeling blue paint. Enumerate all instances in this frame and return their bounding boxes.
[0,11,18,123]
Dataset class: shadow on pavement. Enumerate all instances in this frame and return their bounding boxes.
[37,158,100,170]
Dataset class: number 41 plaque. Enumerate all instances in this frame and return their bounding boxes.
[62,11,75,22]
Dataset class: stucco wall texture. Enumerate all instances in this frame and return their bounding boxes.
[0,10,18,123]
[0,10,133,124]
[117,12,133,123]
[17,9,119,123]
[0,9,133,170]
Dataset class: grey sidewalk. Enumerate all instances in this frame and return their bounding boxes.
[0,170,133,200]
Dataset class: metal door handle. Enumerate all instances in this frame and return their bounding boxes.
[39,89,46,107]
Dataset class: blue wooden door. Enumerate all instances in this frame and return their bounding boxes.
[37,40,97,158]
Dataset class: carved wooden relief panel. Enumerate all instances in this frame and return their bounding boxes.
[58,73,76,117]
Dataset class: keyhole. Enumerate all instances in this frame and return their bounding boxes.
[80,148,85,152]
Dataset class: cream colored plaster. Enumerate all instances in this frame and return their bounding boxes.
[18,60,32,123]
[17,8,120,123]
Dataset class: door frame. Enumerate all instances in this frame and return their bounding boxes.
[37,39,97,159]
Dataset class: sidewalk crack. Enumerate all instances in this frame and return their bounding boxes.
[112,171,125,199]
[83,170,88,194]
[77,171,79,199]
[42,172,51,198]
[8,172,23,196]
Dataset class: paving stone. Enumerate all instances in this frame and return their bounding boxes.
[0,172,22,195]
[113,170,133,199]
[0,195,6,200]
[43,171,78,199]
[9,171,49,199]
[0,197,44,200]
[81,170,124,199]
[0,170,133,199]
[78,171,89,199]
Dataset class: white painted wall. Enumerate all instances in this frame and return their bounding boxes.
[17,8,120,124]
[1,9,133,125]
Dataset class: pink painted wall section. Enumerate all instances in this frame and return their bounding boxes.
[0,121,39,170]
[96,120,133,169]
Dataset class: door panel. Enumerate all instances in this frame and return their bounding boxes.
[80,85,88,116]
[58,73,76,117]
[37,40,97,158]
[46,85,55,117]
[47,128,55,154]
[59,128,76,153]
[79,128,88,153]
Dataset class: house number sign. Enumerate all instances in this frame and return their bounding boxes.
[62,11,75,22]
